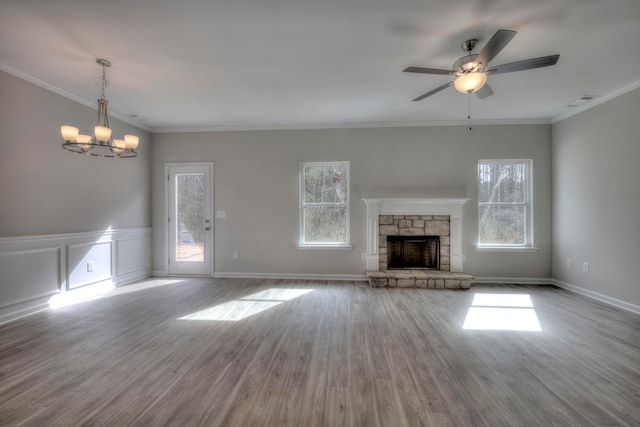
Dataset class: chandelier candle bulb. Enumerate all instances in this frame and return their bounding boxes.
[60,126,79,142]
[94,126,112,143]
[124,135,139,150]
[76,134,92,143]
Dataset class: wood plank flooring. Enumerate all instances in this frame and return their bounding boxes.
[0,278,639,426]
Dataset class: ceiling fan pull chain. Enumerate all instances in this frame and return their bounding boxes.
[468,94,472,130]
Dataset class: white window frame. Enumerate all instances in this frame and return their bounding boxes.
[298,161,352,249]
[477,159,536,251]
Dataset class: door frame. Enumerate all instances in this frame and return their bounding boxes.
[165,162,214,276]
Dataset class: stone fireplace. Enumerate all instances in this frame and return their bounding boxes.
[363,198,472,289]
[363,198,469,272]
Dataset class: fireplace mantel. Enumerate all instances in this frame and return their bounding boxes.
[363,198,470,272]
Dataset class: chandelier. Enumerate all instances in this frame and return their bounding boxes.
[61,58,138,158]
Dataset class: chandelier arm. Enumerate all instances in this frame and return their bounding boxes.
[96,99,110,129]
[62,142,137,158]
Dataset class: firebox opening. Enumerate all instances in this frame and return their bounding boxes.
[387,235,440,270]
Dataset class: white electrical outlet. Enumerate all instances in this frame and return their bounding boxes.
[566,258,572,268]
[87,261,94,272]
[216,210,227,218]
[361,252,367,261]
[233,251,239,259]
[582,262,589,272]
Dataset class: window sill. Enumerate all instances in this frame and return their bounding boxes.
[475,246,539,252]
[297,244,354,250]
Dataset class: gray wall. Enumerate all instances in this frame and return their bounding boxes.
[0,70,152,237]
[152,124,552,278]
[552,88,640,306]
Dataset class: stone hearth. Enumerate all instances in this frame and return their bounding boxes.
[366,270,472,289]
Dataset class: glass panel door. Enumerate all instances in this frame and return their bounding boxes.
[168,163,213,275]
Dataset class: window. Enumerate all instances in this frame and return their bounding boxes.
[478,160,533,248]
[299,162,350,247]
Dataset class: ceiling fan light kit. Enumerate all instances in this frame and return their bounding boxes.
[404,29,559,101]
[61,58,139,158]
[454,72,487,93]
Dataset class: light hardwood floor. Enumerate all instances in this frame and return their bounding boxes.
[0,278,638,426]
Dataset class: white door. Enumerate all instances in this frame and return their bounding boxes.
[167,163,213,276]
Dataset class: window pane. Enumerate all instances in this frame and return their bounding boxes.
[479,205,525,245]
[478,162,526,203]
[176,173,205,262]
[304,206,347,243]
[304,164,348,204]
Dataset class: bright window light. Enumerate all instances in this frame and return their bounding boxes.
[471,293,533,308]
[179,300,283,322]
[49,279,186,309]
[463,307,541,331]
[49,281,115,309]
[178,288,314,322]
[463,293,542,332]
[242,288,313,301]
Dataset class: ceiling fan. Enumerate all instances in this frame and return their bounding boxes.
[404,29,559,101]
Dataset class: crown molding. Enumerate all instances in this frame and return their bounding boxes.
[152,118,550,134]
[551,79,640,123]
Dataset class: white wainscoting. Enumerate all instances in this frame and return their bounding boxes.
[68,240,113,290]
[0,227,151,324]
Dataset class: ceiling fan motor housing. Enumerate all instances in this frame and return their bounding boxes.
[453,54,479,74]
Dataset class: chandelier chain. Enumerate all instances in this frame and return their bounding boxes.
[99,63,109,100]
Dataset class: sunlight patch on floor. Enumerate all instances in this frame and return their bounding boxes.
[49,279,186,309]
[178,288,314,322]
[463,293,542,332]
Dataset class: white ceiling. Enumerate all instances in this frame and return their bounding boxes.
[1,0,639,132]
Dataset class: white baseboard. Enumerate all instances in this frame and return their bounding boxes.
[114,269,151,286]
[0,298,50,325]
[213,272,368,281]
[472,277,553,285]
[552,279,640,315]
[153,271,368,281]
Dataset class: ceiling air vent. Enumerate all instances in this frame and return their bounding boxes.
[567,95,598,107]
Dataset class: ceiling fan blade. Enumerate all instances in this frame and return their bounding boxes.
[475,29,517,69]
[411,81,454,101]
[487,54,560,74]
[403,66,455,75]
[475,84,494,99]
